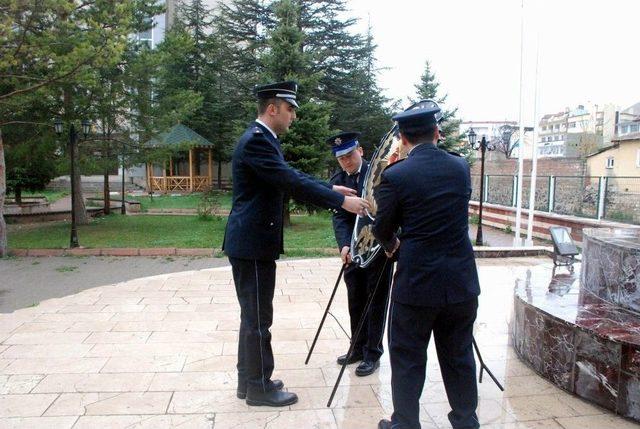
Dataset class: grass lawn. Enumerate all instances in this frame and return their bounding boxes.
[130,192,233,212]
[8,213,338,253]
[7,190,70,204]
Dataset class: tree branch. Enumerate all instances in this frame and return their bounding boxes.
[0,120,52,128]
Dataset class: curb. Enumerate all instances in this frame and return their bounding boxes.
[7,246,554,259]
[8,248,215,257]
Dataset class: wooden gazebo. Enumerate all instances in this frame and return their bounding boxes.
[145,124,215,193]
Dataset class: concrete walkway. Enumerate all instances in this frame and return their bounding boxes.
[0,256,229,314]
[0,257,634,428]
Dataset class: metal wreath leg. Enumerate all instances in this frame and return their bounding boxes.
[305,264,346,365]
[327,259,390,407]
[472,338,504,391]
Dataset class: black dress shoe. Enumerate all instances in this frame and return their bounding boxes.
[337,352,363,365]
[378,419,392,429]
[355,360,380,376]
[237,379,284,399]
[245,389,298,407]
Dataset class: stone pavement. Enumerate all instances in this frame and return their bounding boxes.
[0,256,230,314]
[0,257,635,429]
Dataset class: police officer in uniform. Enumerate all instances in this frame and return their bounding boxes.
[372,107,481,429]
[222,81,370,407]
[327,132,393,376]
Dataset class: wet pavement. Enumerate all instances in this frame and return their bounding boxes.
[0,257,635,428]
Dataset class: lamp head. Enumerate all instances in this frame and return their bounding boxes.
[81,119,91,139]
[54,118,63,135]
[467,128,479,149]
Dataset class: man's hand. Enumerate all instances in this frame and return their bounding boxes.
[333,185,357,197]
[341,196,370,216]
[340,246,352,265]
[385,237,400,258]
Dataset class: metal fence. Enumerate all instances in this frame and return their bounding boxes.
[603,176,640,224]
[552,176,600,219]
[485,175,514,207]
[521,176,551,212]
[471,174,640,225]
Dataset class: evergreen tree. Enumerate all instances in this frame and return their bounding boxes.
[333,23,392,157]
[170,1,240,187]
[295,1,392,158]
[5,130,60,204]
[412,60,469,156]
[216,0,273,89]
[215,0,274,136]
[175,0,215,139]
[263,0,333,224]
[153,28,204,129]
[264,0,331,175]
[0,0,153,254]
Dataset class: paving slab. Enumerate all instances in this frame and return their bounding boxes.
[0,257,633,428]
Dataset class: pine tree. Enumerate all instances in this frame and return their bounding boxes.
[265,0,332,173]
[413,60,468,156]
[81,1,164,213]
[0,0,157,252]
[216,0,273,87]
[295,1,392,158]
[263,0,333,224]
[334,23,392,157]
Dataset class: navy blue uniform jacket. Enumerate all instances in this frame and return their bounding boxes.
[223,122,345,261]
[372,143,480,306]
[328,160,369,249]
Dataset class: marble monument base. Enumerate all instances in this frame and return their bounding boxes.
[513,227,640,423]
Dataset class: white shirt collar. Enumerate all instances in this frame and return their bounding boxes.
[349,160,362,176]
[255,119,277,139]
[348,160,363,176]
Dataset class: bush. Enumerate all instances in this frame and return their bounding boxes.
[607,210,634,223]
[197,189,221,220]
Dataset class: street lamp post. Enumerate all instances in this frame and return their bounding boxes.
[54,118,91,248]
[121,141,126,215]
[468,128,495,246]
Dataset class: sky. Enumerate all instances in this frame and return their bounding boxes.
[345,0,640,124]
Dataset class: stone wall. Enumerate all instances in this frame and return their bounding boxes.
[471,157,586,177]
[469,201,640,244]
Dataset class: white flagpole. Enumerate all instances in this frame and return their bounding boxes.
[514,0,526,247]
[526,29,541,246]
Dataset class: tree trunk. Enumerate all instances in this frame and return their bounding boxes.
[74,157,89,225]
[0,129,7,257]
[103,170,110,215]
[283,194,291,228]
[15,186,22,205]
[217,159,222,189]
[102,136,110,215]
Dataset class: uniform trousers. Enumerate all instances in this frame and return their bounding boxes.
[344,255,393,362]
[230,257,279,394]
[389,298,479,429]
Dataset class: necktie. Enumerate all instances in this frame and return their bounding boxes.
[348,172,359,191]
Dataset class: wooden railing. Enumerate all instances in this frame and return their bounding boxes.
[150,176,211,192]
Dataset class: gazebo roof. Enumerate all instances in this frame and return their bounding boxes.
[146,124,213,148]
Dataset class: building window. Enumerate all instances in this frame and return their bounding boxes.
[606,157,614,169]
[569,122,576,128]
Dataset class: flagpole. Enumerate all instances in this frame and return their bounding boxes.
[526,28,540,246]
[513,0,525,247]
